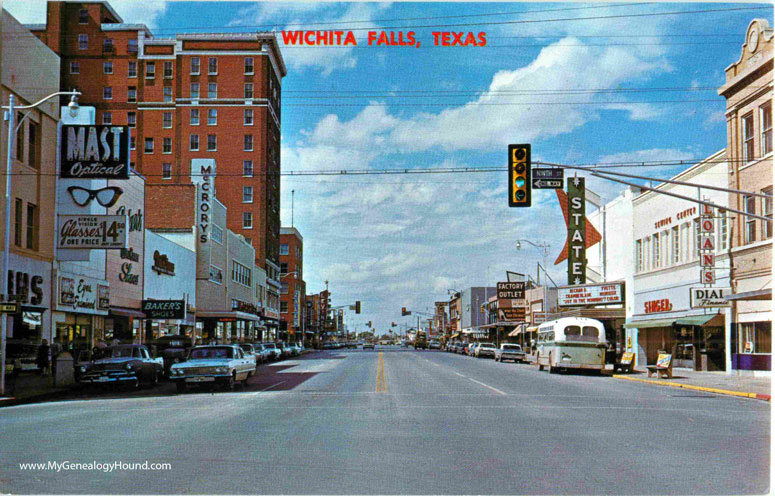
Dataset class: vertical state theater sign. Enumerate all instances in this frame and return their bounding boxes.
[567,177,586,285]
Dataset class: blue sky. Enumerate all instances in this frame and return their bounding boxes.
[7,1,772,335]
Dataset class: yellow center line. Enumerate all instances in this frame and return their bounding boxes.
[375,352,386,392]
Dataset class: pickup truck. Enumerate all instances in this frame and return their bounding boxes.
[79,345,164,389]
[494,343,526,363]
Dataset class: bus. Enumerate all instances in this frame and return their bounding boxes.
[535,317,607,373]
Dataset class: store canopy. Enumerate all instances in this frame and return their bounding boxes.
[623,318,677,329]
[508,329,521,337]
[526,326,539,334]
[675,315,717,326]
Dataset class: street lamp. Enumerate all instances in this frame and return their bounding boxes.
[516,239,551,353]
[1,90,81,395]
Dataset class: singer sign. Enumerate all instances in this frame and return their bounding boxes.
[61,125,129,179]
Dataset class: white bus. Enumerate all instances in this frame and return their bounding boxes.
[535,317,607,373]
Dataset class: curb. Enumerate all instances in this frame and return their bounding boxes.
[612,374,771,401]
[0,388,73,408]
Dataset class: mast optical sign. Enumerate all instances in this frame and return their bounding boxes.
[61,125,129,179]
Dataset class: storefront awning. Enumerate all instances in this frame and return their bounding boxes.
[674,314,717,326]
[526,326,539,333]
[451,333,460,338]
[725,288,772,301]
[110,306,146,319]
[508,328,521,337]
[623,318,677,329]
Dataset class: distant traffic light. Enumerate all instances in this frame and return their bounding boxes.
[508,144,531,207]
[355,301,361,314]
[367,321,372,327]
[401,307,411,316]
[391,322,396,327]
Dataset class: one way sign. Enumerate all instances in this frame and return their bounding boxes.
[532,178,563,189]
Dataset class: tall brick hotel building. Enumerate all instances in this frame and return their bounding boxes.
[28,1,285,284]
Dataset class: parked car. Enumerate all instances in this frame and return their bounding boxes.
[466,343,478,356]
[253,343,272,363]
[73,349,93,382]
[78,345,163,389]
[495,344,526,363]
[475,342,497,359]
[238,343,259,372]
[276,342,292,359]
[321,342,335,350]
[428,340,441,350]
[263,342,281,360]
[363,342,375,350]
[170,345,254,392]
[151,335,193,377]
[453,342,465,354]
[287,343,301,357]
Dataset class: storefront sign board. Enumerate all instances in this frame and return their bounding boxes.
[142,299,185,319]
[690,287,732,308]
[61,125,129,179]
[567,177,587,285]
[57,215,127,249]
[557,282,623,307]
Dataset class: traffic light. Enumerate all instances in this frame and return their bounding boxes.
[401,307,411,316]
[355,301,361,314]
[391,322,396,327]
[508,144,531,207]
[367,321,372,328]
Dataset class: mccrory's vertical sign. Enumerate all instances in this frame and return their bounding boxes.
[61,125,129,179]
[191,159,216,281]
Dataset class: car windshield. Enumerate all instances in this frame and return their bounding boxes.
[106,347,134,358]
[480,343,495,348]
[264,343,276,349]
[502,345,521,350]
[189,347,234,359]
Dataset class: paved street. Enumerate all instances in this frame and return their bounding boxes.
[0,347,769,495]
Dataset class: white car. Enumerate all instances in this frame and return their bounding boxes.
[262,342,281,360]
[475,343,497,359]
[238,344,259,371]
[170,345,254,392]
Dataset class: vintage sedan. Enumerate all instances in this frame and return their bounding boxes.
[494,343,526,363]
[170,345,254,393]
[78,345,163,389]
[475,343,497,359]
[238,343,259,372]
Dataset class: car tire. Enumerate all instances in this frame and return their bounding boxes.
[225,373,236,391]
[537,354,544,371]
[175,382,187,393]
[548,354,557,374]
[151,370,159,386]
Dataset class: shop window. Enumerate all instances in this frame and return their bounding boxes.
[26,203,37,250]
[190,108,200,126]
[742,113,754,163]
[14,198,22,247]
[761,103,772,155]
[744,194,756,244]
[128,61,137,78]
[740,322,772,354]
[763,187,773,239]
[189,134,200,151]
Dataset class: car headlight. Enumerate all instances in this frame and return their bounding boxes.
[173,358,180,363]
[216,366,227,373]
[80,366,86,372]
[125,363,133,370]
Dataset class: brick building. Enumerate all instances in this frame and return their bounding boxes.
[28,0,285,279]
[279,227,305,343]
[718,18,773,374]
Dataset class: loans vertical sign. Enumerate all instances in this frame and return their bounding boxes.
[567,176,586,285]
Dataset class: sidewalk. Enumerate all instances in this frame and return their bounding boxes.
[0,372,74,407]
[612,366,771,401]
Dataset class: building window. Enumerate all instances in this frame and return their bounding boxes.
[280,244,289,256]
[212,225,223,244]
[652,233,660,269]
[744,194,756,244]
[127,86,136,103]
[763,187,773,240]
[208,83,217,99]
[208,57,218,75]
[635,239,643,272]
[128,61,137,78]
[26,203,37,250]
[164,61,173,79]
[190,57,200,75]
[739,322,772,354]
[244,57,254,74]
[243,186,253,203]
[162,111,172,129]
[163,137,172,154]
[79,8,88,23]
[280,283,289,296]
[102,112,112,125]
[78,34,88,50]
[280,262,289,274]
[232,261,251,287]
[28,122,37,169]
[69,61,80,74]
[163,86,173,103]
[208,108,217,126]
[189,134,200,151]
[103,87,113,100]
[207,134,217,151]
[190,108,200,125]
[244,83,253,99]
[128,39,138,53]
[209,265,223,284]
[643,236,650,270]
[719,211,729,251]
[280,301,288,313]
[145,61,155,79]
[127,111,136,128]
[103,61,113,74]
[244,135,253,151]
[762,103,772,156]
[14,199,22,247]
[162,163,172,179]
[242,212,253,229]
[144,138,154,154]
[693,218,702,256]
[243,160,253,177]
[103,38,114,53]
[244,109,253,126]
[742,113,755,163]
[671,226,679,264]
[130,136,136,150]
[190,83,200,100]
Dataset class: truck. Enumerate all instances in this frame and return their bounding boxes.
[414,330,428,350]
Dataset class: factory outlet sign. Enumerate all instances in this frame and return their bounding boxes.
[497,282,525,299]
[142,299,185,319]
[61,125,129,179]
[58,215,127,249]
[558,282,624,307]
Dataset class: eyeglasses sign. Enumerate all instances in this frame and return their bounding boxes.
[67,186,123,208]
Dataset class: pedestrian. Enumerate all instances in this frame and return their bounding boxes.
[37,339,51,376]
